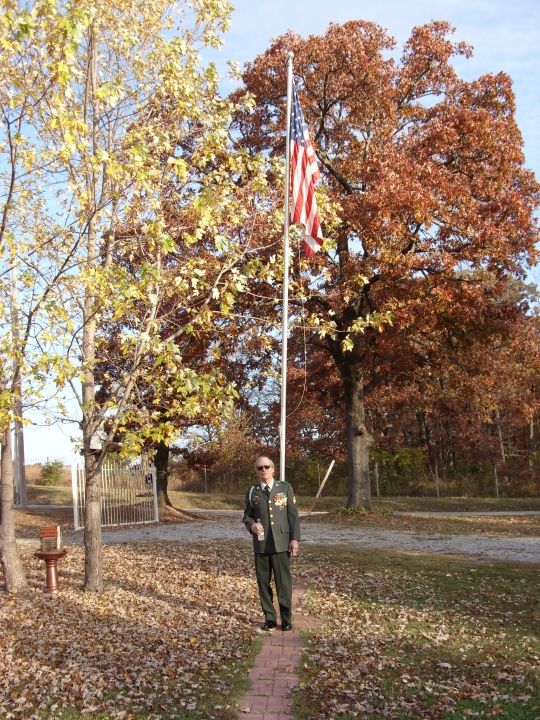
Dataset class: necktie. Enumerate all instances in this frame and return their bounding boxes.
[264,485,270,498]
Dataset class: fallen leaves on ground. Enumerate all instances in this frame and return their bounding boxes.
[305,510,540,537]
[295,548,539,719]
[14,506,199,541]
[388,513,540,537]
[14,507,74,540]
[1,541,260,720]
[5,509,539,720]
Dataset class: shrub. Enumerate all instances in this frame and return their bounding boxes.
[40,460,64,486]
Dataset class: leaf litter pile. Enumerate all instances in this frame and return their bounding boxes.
[294,548,539,719]
[2,538,539,720]
[1,541,261,720]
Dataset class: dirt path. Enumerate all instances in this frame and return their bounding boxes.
[22,511,536,564]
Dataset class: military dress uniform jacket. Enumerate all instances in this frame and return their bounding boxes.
[243,480,301,554]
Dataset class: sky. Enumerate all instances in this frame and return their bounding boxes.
[22,0,540,462]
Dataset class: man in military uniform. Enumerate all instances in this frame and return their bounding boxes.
[243,456,300,632]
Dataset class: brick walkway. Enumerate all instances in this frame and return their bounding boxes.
[235,583,314,719]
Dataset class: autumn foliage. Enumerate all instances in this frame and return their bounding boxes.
[234,20,539,505]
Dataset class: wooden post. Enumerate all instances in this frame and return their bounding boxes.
[308,460,335,514]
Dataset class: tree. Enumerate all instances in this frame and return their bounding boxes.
[46,0,258,591]
[2,0,271,592]
[1,0,87,592]
[95,333,240,509]
[365,278,540,494]
[235,20,539,507]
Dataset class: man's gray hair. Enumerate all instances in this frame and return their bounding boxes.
[254,456,274,469]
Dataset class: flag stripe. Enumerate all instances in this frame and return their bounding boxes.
[290,81,323,256]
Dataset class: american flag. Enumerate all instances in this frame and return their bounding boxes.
[290,81,323,256]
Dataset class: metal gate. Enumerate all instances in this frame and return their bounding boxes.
[71,456,159,530]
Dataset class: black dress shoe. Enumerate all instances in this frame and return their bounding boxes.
[281,622,293,631]
[260,620,277,631]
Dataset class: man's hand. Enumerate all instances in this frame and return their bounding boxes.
[289,539,299,557]
[251,522,264,536]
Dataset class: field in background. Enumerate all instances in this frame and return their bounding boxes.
[16,487,540,539]
[25,462,71,485]
[26,484,73,505]
[25,484,540,513]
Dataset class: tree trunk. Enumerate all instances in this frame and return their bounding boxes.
[0,429,27,592]
[155,440,173,507]
[495,409,509,490]
[11,267,27,508]
[528,416,534,471]
[13,398,26,507]
[433,455,440,498]
[83,452,102,592]
[418,411,439,495]
[439,448,447,485]
[81,23,103,593]
[341,361,373,509]
[81,207,103,594]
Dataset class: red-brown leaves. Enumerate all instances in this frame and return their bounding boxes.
[1,543,259,719]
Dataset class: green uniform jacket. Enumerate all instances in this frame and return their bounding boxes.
[243,480,301,554]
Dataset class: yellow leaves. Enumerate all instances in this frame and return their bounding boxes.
[7,10,34,43]
[191,0,233,47]
[220,290,235,314]
[166,155,188,182]
[0,0,262,458]
[337,311,394,352]
[95,80,123,108]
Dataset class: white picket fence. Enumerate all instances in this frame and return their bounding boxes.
[71,457,159,530]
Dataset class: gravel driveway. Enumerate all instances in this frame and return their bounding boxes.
[87,511,539,565]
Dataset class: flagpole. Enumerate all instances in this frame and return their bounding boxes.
[280,52,294,484]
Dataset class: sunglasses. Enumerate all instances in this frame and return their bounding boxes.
[257,465,271,470]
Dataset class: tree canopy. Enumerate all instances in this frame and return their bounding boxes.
[233,20,540,506]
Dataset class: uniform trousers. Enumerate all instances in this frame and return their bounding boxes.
[254,551,292,624]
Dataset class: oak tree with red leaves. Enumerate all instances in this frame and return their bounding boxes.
[235,20,539,507]
[365,281,540,494]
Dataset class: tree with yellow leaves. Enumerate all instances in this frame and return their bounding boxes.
[1,0,270,593]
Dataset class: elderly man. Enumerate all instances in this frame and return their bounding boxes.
[243,456,300,632]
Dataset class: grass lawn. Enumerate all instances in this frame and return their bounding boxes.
[307,507,540,537]
[27,484,73,505]
[2,541,538,719]
[169,492,540,515]
[294,546,540,720]
[27,485,540,514]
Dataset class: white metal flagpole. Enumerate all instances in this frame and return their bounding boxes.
[279,52,294,484]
